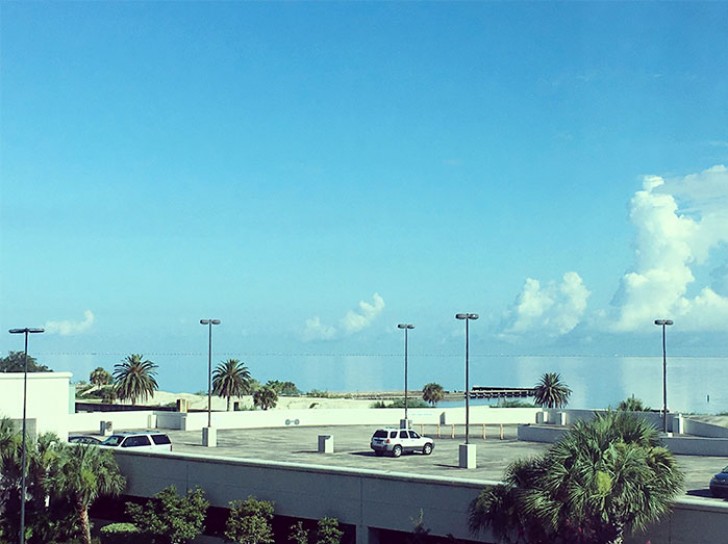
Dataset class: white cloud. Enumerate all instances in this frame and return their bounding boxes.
[610,165,728,332]
[301,293,386,341]
[301,316,337,342]
[501,272,590,338]
[44,310,95,336]
[341,293,385,334]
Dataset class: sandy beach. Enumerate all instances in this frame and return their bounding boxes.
[145,390,379,411]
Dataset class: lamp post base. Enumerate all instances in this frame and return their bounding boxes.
[459,443,477,469]
[202,426,217,447]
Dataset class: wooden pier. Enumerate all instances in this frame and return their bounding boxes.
[467,386,536,399]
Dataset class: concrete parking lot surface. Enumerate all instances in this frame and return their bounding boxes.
[163,424,726,500]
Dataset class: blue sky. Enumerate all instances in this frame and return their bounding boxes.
[1,2,727,393]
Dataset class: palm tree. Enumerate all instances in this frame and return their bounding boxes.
[617,395,650,412]
[469,411,684,544]
[212,359,253,411]
[89,367,112,387]
[253,386,278,410]
[422,383,445,407]
[113,354,158,405]
[533,372,571,409]
[55,443,125,544]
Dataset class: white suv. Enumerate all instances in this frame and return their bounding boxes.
[100,432,172,452]
[370,428,434,457]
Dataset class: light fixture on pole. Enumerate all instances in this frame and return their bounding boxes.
[455,313,478,469]
[9,327,44,544]
[397,323,414,427]
[200,319,220,447]
[654,319,674,434]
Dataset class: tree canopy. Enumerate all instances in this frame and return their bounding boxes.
[213,359,253,411]
[0,351,51,373]
[533,372,572,409]
[422,383,445,407]
[469,411,684,544]
[113,354,159,405]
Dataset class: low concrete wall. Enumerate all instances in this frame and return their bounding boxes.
[113,449,493,544]
[681,417,728,439]
[112,448,728,544]
[518,422,728,456]
[70,406,540,433]
[69,410,159,434]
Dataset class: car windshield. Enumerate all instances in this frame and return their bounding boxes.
[373,430,389,439]
[721,466,728,473]
[101,435,124,446]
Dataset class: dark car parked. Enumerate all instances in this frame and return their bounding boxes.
[68,435,102,445]
[710,466,728,497]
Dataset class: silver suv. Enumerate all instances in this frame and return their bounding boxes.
[370,428,434,457]
[100,432,172,452]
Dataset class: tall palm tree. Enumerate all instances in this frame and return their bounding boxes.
[89,367,112,387]
[253,386,278,411]
[113,354,158,406]
[617,395,650,412]
[212,359,253,411]
[469,411,684,544]
[533,372,571,409]
[55,444,125,544]
[422,383,445,407]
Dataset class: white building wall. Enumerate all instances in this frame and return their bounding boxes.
[0,372,72,438]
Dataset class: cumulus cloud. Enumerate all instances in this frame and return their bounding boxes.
[341,293,385,334]
[301,293,386,341]
[500,272,590,338]
[301,316,337,342]
[610,165,728,332]
[44,310,95,336]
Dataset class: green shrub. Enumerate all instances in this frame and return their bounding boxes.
[494,400,536,408]
[99,523,143,544]
[371,398,428,409]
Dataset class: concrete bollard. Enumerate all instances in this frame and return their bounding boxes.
[318,435,334,453]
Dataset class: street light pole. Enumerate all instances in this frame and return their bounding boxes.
[200,319,220,440]
[455,314,478,445]
[9,327,44,544]
[654,319,674,433]
[397,324,414,426]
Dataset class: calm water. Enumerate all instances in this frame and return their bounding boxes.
[148,354,728,415]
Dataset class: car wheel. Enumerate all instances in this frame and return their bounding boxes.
[392,445,402,458]
[423,443,433,455]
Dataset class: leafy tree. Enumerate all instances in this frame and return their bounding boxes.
[617,395,650,412]
[253,386,279,411]
[422,383,445,407]
[55,443,126,544]
[127,485,208,544]
[0,351,51,373]
[468,411,684,544]
[533,372,571,409]
[213,359,253,411]
[89,366,112,386]
[225,495,275,544]
[113,354,159,405]
[289,521,310,544]
[315,517,343,544]
[266,380,301,396]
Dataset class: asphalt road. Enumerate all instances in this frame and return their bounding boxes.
[161,424,726,500]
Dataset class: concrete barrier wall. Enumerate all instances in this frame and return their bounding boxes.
[69,406,540,433]
[518,423,728,456]
[112,449,728,544]
[112,449,494,543]
[69,410,159,434]
[681,417,728,439]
